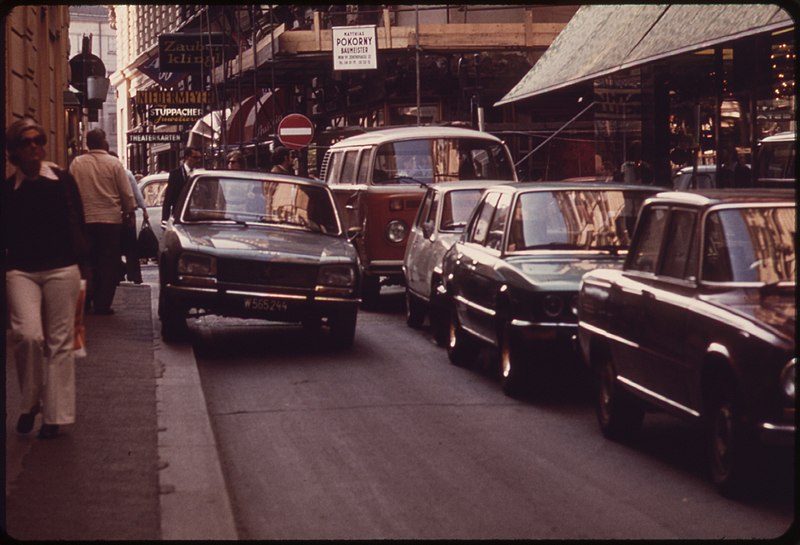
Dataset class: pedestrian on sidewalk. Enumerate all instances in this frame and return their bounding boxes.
[110,150,147,284]
[270,146,294,175]
[69,128,135,314]
[3,117,89,439]
[162,146,202,223]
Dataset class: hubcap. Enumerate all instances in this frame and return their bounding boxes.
[501,336,511,378]
[712,405,734,470]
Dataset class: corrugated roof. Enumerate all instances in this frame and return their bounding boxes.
[496,4,794,105]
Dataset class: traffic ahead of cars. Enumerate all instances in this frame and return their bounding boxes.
[155,126,795,497]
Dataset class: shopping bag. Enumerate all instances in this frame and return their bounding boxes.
[74,279,87,358]
[137,218,159,259]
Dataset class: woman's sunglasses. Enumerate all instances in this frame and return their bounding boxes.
[20,134,47,147]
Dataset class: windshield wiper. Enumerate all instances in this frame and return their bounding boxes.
[523,242,582,251]
[595,244,625,256]
[378,175,425,185]
[759,280,795,295]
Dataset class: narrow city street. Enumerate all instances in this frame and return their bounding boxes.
[184,286,794,540]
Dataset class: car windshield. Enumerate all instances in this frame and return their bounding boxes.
[141,179,167,207]
[372,137,515,184]
[702,205,795,283]
[182,177,340,235]
[506,190,651,252]
[440,189,482,231]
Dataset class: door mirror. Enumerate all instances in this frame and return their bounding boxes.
[422,220,434,239]
[347,226,362,242]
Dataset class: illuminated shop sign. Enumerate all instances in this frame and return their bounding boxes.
[137,90,210,105]
[127,132,183,143]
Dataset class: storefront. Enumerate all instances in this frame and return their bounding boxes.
[498,4,795,186]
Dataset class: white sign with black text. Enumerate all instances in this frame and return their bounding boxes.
[332,25,377,71]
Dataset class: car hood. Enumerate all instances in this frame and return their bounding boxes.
[505,254,624,290]
[701,289,796,341]
[176,224,357,263]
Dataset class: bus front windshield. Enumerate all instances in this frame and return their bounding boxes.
[373,138,515,184]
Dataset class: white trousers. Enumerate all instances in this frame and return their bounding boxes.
[6,265,81,425]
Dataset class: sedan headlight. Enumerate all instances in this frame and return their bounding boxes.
[317,265,357,287]
[542,294,564,318]
[385,220,408,243]
[178,253,217,276]
[780,358,795,401]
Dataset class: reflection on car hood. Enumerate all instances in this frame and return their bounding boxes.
[176,224,356,262]
[506,255,624,289]
[702,289,796,341]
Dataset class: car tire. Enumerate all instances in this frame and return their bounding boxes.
[706,376,755,496]
[500,322,529,398]
[447,305,476,367]
[329,310,357,349]
[429,282,449,347]
[159,289,188,343]
[594,351,644,440]
[360,275,381,310]
[405,288,426,328]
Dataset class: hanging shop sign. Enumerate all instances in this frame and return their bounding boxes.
[136,90,210,106]
[149,106,205,125]
[159,33,239,72]
[332,25,377,71]
[127,131,183,144]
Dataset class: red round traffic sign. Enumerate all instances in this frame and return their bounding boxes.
[277,113,315,149]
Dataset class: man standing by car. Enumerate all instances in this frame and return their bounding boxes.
[69,128,135,314]
[270,146,294,175]
[162,146,202,222]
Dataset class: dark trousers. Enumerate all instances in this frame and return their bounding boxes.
[85,223,122,312]
[121,217,142,283]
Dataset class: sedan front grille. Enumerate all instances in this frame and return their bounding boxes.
[217,259,318,289]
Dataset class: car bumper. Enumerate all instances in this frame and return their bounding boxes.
[163,283,359,322]
[759,415,795,447]
[511,319,578,343]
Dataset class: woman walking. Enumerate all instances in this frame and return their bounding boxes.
[3,117,87,439]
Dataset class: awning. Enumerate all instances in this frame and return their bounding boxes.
[187,88,286,148]
[496,4,793,105]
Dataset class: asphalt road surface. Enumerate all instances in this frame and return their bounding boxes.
[187,288,794,540]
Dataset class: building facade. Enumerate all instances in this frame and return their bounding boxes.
[69,5,118,151]
[110,4,577,176]
[3,5,72,177]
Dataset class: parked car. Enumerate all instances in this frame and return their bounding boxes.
[321,126,517,307]
[441,182,657,396]
[672,164,717,190]
[158,170,361,347]
[754,131,795,187]
[576,189,795,494]
[135,172,169,253]
[403,180,508,344]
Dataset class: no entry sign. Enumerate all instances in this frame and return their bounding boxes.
[277,113,314,149]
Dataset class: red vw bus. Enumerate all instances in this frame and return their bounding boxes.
[321,126,517,307]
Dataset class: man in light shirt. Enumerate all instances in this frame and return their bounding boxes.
[69,129,135,314]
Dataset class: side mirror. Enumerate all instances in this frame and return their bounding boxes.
[422,220,434,239]
[347,226,362,242]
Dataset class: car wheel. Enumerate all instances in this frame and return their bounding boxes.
[159,289,187,343]
[429,282,449,347]
[706,377,754,495]
[405,288,426,329]
[447,305,476,367]
[360,275,381,310]
[594,351,644,440]
[500,322,529,398]
[329,310,357,349]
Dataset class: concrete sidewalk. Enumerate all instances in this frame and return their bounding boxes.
[4,279,236,540]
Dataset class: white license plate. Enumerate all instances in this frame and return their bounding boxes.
[244,297,289,313]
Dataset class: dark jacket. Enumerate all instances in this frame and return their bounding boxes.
[3,166,88,272]
[162,165,188,222]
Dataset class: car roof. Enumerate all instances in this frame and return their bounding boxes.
[190,169,329,189]
[649,189,796,207]
[675,164,717,174]
[426,180,514,193]
[138,172,169,184]
[328,126,503,148]
[760,131,795,143]
[489,181,658,193]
